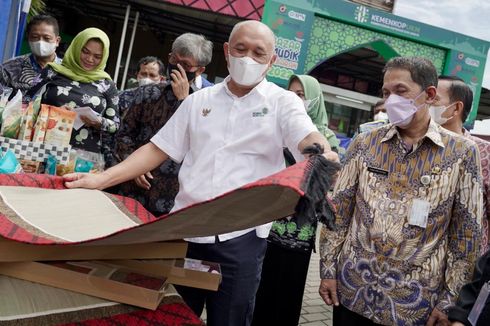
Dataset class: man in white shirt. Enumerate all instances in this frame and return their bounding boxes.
[65,20,338,326]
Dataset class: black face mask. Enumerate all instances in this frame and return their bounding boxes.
[167,63,196,82]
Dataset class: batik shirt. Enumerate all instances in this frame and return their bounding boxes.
[114,83,183,216]
[320,121,483,325]
[28,67,120,160]
[0,53,62,97]
[465,129,490,253]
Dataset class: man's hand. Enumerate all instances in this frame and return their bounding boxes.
[170,64,190,100]
[134,172,153,190]
[64,172,107,190]
[319,279,339,306]
[426,308,450,326]
[323,151,340,163]
[451,322,465,326]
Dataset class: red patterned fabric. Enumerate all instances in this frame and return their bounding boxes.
[60,303,204,326]
[0,161,309,245]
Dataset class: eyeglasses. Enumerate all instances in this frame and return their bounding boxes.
[168,54,199,71]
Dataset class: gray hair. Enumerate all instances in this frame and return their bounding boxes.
[229,20,276,51]
[171,33,213,67]
[383,57,438,90]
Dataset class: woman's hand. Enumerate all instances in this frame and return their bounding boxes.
[80,114,102,129]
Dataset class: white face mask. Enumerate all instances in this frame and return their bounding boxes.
[138,77,157,87]
[29,40,57,57]
[227,54,269,86]
[303,97,319,112]
[373,111,388,121]
[429,103,456,125]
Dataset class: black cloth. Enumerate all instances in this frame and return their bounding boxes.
[333,304,383,326]
[176,231,267,326]
[251,241,312,326]
[448,250,490,326]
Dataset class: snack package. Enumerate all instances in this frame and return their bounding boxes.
[1,90,23,138]
[56,149,77,176]
[73,149,105,173]
[45,154,57,175]
[18,103,35,141]
[20,159,42,174]
[0,87,13,124]
[44,106,76,146]
[32,104,50,143]
[0,150,23,174]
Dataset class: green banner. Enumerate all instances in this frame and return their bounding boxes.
[263,1,315,86]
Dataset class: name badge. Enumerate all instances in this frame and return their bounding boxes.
[468,281,490,326]
[367,166,388,176]
[408,199,430,228]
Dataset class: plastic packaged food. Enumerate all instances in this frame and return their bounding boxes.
[18,103,35,141]
[0,150,23,174]
[32,104,50,143]
[43,106,76,146]
[0,87,13,124]
[0,90,23,138]
[45,154,57,175]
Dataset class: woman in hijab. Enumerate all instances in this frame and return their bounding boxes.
[252,74,339,326]
[28,28,119,164]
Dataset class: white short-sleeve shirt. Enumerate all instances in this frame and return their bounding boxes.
[151,76,317,243]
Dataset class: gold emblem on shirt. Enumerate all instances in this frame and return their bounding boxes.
[202,108,211,117]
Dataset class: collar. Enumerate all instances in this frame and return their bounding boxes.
[381,119,445,148]
[29,53,62,73]
[193,75,202,89]
[223,75,268,99]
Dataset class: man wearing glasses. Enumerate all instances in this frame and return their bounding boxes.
[111,33,213,217]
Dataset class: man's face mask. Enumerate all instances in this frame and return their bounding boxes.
[428,103,456,125]
[227,53,269,86]
[29,40,57,57]
[384,91,426,128]
[167,63,196,82]
[374,111,388,121]
[138,77,157,87]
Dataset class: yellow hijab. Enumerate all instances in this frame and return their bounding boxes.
[48,27,111,83]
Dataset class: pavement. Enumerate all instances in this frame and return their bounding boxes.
[298,248,333,326]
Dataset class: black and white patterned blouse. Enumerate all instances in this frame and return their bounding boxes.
[28,67,120,159]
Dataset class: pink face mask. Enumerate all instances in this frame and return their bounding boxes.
[385,91,426,128]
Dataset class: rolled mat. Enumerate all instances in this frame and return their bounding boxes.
[0,157,339,246]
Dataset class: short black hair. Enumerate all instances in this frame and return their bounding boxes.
[383,57,438,90]
[137,56,165,76]
[438,75,474,123]
[26,15,59,36]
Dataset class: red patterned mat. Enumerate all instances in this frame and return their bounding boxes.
[0,159,316,246]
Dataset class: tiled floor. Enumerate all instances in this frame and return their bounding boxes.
[299,249,332,325]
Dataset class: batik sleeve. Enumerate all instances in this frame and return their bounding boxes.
[319,134,362,279]
[114,95,143,162]
[437,143,484,312]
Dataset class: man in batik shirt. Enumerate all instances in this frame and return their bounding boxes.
[319,57,484,325]
[0,15,62,96]
[430,75,490,254]
[112,33,213,216]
